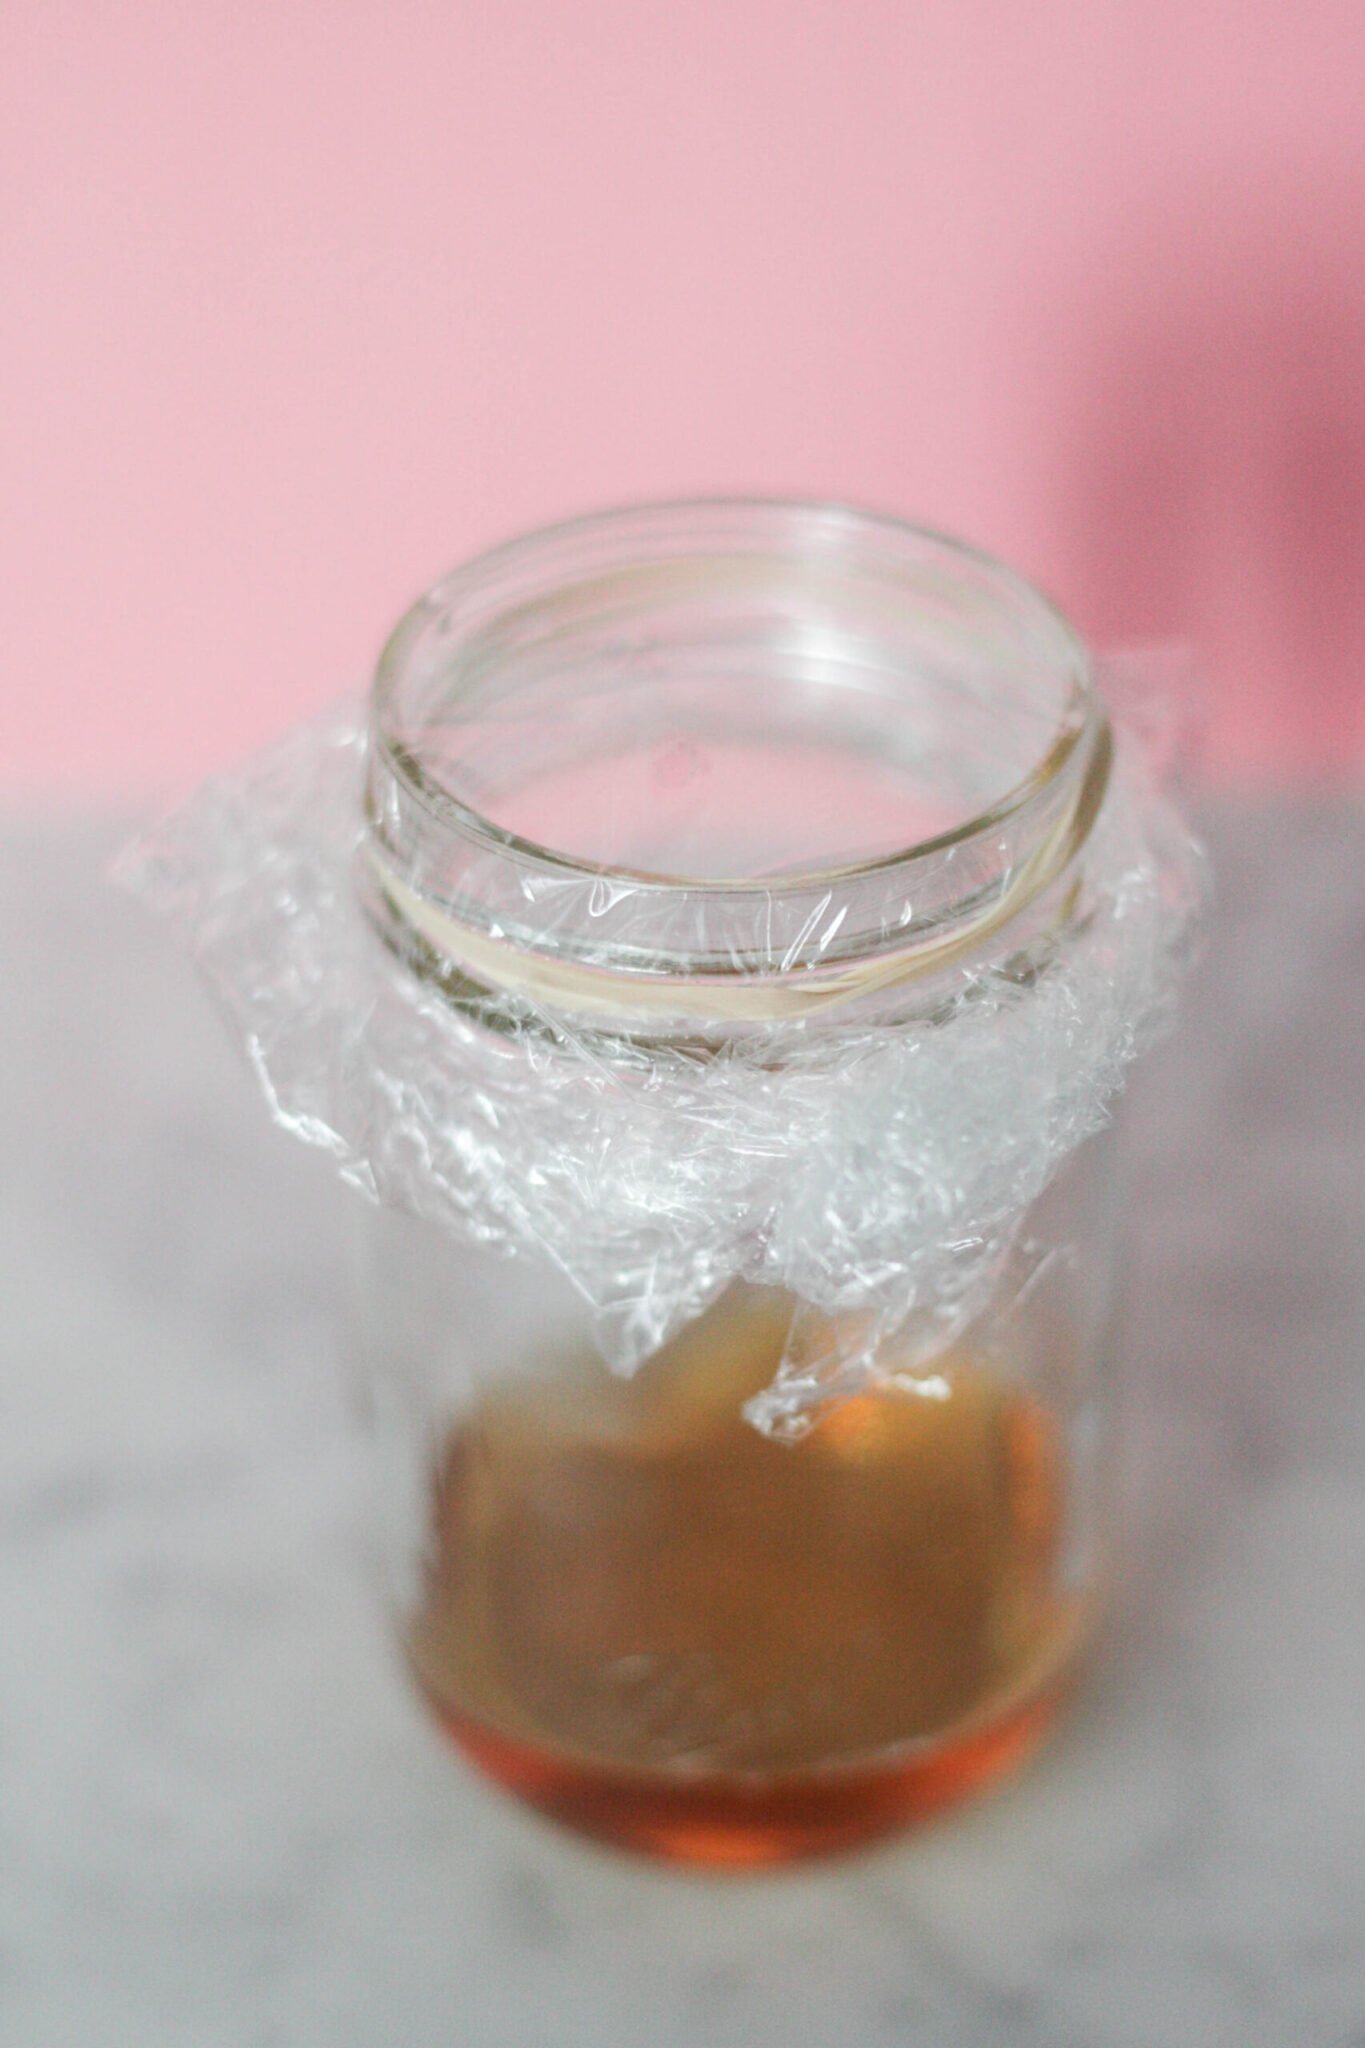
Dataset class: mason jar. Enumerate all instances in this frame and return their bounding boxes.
[342,500,1143,1866]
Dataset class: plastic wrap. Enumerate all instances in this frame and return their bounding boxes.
[117,680,1204,1436]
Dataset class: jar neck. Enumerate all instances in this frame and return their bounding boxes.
[359,500,1109,1034]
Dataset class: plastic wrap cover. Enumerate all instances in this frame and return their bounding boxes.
[117,686,1204,1436]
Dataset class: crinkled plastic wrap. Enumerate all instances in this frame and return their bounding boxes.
[117,683,1205,1436]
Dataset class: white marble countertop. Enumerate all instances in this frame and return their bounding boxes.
[2,807,1363,2048]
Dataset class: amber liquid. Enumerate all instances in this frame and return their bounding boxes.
[408,1291,1084,1865]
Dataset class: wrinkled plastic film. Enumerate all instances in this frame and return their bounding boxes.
[118,673,1205,1436]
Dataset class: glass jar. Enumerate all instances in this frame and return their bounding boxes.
[351,500,1128,1866]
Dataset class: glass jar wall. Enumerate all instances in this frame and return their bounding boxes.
[351,501,1125,1864]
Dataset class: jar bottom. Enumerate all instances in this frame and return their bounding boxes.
[404,1288,1087,1866]
[418,1656,1077,1866]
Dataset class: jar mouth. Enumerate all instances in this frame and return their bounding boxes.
[362,499,1110,1022]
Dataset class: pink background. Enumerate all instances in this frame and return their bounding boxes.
[3,2,1363,801]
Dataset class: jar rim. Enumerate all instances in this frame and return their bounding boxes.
[361,498,1112,1024]
[371,495,1100,893]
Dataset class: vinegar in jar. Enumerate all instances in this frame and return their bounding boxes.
[407,1288,1085,1865]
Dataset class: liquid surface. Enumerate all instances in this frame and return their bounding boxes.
[408,1292,1084,1862]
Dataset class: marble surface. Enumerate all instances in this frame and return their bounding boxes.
[2,806,1363,2048]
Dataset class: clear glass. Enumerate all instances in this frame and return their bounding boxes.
[353,500,1122,1864]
